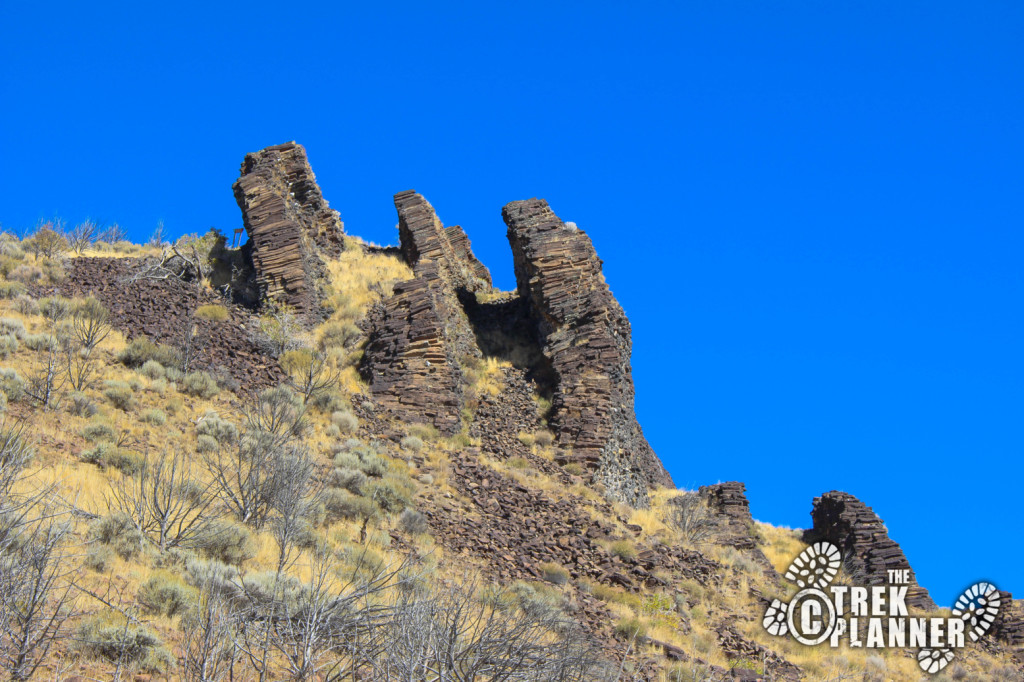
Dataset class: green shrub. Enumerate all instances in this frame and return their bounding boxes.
[324,489,377,521]
[68,392,99,417]
[562,462,584,476]
[318,321,362,350]
[331,410,358,433]
[84,545,114,572]
[22,333,55,352]
[139,360,166,380]
[196,411,237,443]
[195,435,219,454]
[140,409,167,425]
[364,477,412,514]
[0,281,26,299]
[194,304,229,322]
[0,391,7,413]
[90,513,145,559]
[81,443,143,474]
[0,334,19,359]
[333,444,388,477]
[12,295,39,315]
[38,296,72,324]
[533,430,555,447]
[406,423,440,441]
[138,572,197,617]
[196,520,256,566]
[0,318,25,339]
[82,422,116,442]
[540,562,570,585]
[0,368,25,401]
[181,371,219,399]
[328,467,367,494]
[103,385,136,412]
[400,435,423,453]
[615,617,647,641]
[117,337,181,370]
[8,264,43,284]
[398,509,429,535]
[609,540,638,561]
[77,616,172,671]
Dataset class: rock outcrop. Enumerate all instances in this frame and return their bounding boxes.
[232,142,345,317]
[803,491,936,610]
[503,198,673,507]
[992,591,1024,647]
[395,189,490,291]
[360,191,487,434]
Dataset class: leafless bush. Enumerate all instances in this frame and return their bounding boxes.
[105,450,218,553]
[97,223,129,244]
[365,576,608,681]
[23,336,67,409]
[282,348,341,406]
[0,421,75,682]
[669,493,714,546]
[71,296,111,354]
[67,220,98,255]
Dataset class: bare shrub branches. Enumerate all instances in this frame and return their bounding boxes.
[105,451,218,553]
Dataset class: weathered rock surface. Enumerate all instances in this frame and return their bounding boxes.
[41,257,287,390]
[992,592,1024,647]
[232,142,344,317]
[502,198,673,507]
[360,192,487,434]
[395,189,490,291]
[360,262,464,434]
[803,491,936,610]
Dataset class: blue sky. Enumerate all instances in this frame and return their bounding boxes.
[2,2,1021,604]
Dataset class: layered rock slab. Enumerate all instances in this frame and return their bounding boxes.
[361,191,487,434]
[803,491,936,610]
[503,198,673,507]
[232,142,345,317]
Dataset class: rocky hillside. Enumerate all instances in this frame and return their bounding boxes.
[0,141,1019,681]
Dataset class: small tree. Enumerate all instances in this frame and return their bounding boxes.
[24,222,68,260]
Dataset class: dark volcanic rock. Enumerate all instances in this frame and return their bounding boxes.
[45,257,287,390]
[360,261,464,434]
[360,192,487,434]
[502,198,673,507]
[803,491,936,610]
[395,189,491,291]
[232,141,345,317]
[992,591,1024,647]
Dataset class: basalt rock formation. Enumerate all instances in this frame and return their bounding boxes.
[803,491,937,611]
[503,198,673,507]
[360,192,488,434]
[232,142,345,317]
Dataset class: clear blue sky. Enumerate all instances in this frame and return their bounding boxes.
[2,2,1021,605]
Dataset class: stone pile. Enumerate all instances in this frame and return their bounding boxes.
[232,141,345,318]
[44,257,286,390]
[503,198,673,507]
[803,491,936,611]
